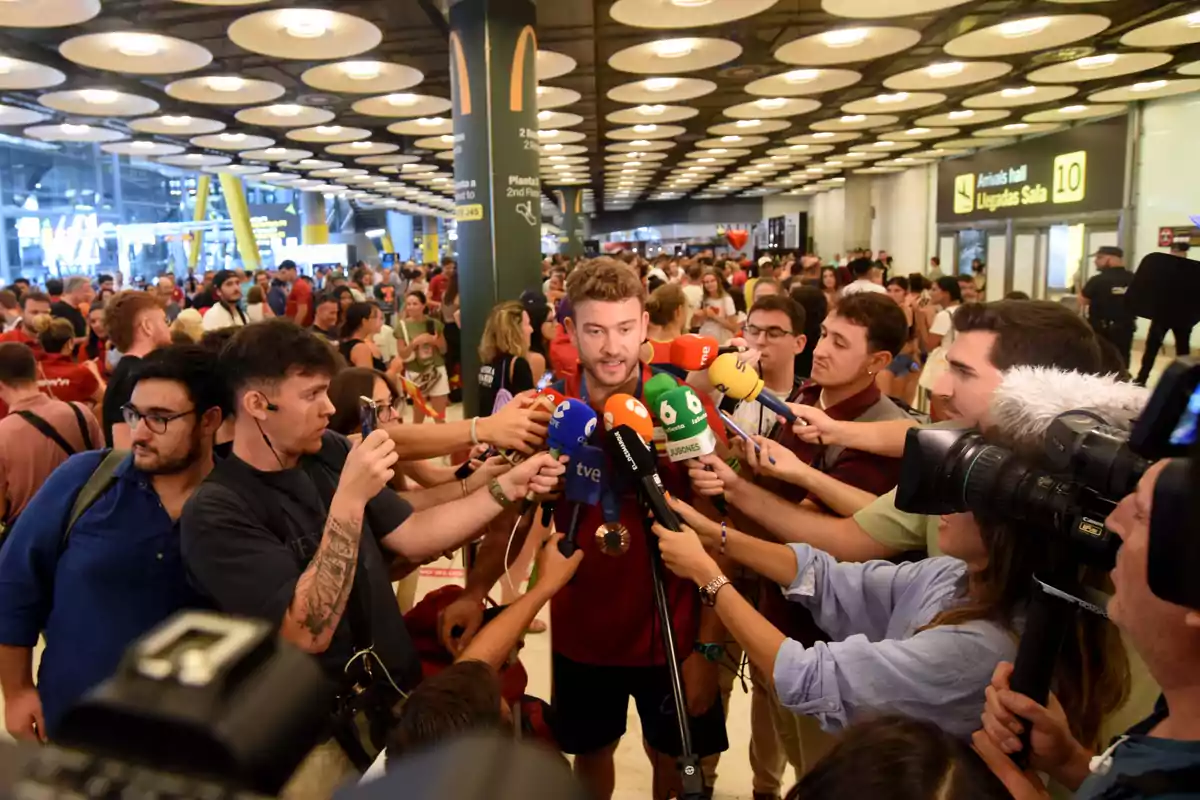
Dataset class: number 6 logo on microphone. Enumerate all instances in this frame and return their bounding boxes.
[659,399,677,426]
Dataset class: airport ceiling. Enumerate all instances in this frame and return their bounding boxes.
[2,0,1200,219]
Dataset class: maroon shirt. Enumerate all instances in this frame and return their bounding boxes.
[551,363,727,667]
[754,380,904,640]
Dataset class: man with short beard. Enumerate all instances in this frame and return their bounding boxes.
[0,345,223,742]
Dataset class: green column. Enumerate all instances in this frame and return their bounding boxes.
[450,0,543,415]
[553,186,585,258]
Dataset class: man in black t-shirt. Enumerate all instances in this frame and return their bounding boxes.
[180,320,563,791]
[50,276,93,339]
[101,291,172,447]
[1080,246,1135,369]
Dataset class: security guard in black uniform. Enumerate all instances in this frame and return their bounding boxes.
[1079,245,1135,369]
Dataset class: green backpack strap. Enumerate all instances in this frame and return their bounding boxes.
[62,449,129,551]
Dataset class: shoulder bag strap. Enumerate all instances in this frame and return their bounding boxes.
[63,449,128,550]
[69,403,93,452]
[15,411,76,457]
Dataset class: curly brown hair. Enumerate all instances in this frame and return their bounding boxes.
[566,257,646,308]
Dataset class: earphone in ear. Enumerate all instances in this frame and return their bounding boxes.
[265,402,279,412]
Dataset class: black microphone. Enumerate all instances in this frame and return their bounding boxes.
[603,425,683,532]
[1007,576,1074,768]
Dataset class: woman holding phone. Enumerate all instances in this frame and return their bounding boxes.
[396,290,449,424]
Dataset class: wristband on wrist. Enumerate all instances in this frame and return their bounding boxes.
[461,478,469,499]
[470,416,481,446]
[693,642,724,662]
[720,521,727,556]
[488,477,516,509]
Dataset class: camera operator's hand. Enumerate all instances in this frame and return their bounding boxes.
[5,687,46,743]
[980,661,1093,791]
[789,403,845,446]
[339,429,399,507]
[971,730,1051,800]
[651,520,721,586]
[687,453,739,497]
[532,533,584,597]
[667,496,724,550]
[439,594,484,657]
[478,391,551,454]
[496,453,568,502]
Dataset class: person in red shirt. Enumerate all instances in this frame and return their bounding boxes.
[0,292,51,351]
[440,259,729,799]
[428,257,456,305]
[35,317,103,409]
[285,268,314,328]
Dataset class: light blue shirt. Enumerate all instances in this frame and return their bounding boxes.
[773,544,1017,739]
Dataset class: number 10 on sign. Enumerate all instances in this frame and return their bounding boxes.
[1052,150,1086,204]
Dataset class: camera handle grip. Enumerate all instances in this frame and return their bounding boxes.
[1008,577,1075,769]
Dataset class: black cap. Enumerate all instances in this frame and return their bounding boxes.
[1091,246,1124,258]
[278,260,297,271]
[213,269,238,288]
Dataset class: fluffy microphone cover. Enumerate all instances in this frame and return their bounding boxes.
[988,367,1150,457]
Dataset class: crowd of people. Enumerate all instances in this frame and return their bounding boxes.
[0,247,1194,800]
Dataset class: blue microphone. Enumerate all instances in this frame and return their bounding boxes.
[539,399,598,523]
[558,444,605,557]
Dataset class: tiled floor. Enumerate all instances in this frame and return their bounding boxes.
[0,342,1176,797]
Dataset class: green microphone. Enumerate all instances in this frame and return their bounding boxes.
[645,373,680,452]
[658,385,718,463]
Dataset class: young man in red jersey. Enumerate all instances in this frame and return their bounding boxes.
[550,258,729,800]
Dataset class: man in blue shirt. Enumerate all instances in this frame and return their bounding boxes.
[0,344,226,741]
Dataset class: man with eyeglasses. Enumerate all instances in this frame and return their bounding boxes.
[692,292,911,799]
[0,344,224,742]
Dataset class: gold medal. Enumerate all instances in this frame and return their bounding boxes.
[595,522,631,556]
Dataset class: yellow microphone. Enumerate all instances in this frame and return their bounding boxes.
[707,352,797,422]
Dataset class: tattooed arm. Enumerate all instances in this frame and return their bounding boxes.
[280,495,366,653]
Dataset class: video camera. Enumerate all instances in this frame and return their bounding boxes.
[896,358,1200,610]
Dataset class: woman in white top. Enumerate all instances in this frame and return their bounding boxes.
[698,267,739,345]
[916,275,963,419]
[245,285,273,323]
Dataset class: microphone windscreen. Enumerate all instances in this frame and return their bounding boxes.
[547,399,598,456]
[603,393,655,442]
[644,373,680,418]
[658,385,718,461]
[670,334,722,371]
[538,387,568,410]
[564,444,606,505]
[989,367,1150,457]
[604,425,658,480]
[708,352,762,401]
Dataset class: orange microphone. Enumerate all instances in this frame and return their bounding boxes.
[602,393,654,442]
[670,334,747,372]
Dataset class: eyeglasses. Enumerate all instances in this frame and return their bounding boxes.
[744,324,795,341]
[376,400,403,423]
[122,404,196,434]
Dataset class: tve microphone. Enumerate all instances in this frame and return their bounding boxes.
[708,352,796,423]
[659,385,727,516]
[558,444,605,557]
[604,425,683,532]
[602,393,655,443]
[669,335,746,372]
[537,399,598,521]
[644,373,679,452]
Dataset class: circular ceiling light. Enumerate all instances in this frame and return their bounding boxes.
[0,104,49,126]
[301,61,424,94]
[536,50,577,81]
[1121,11,1200,48]
[884,60,1011,90]
[165,76,285,105]
[326,141,399,156]
[1023,103,1126,123]
[1026,52,1172,84]
[159,153,233,168]
[606,105,698,124]
[131,115,225,135]
[287,125,371,143]
[1089,78,1200,102]
[102,140,186,157]
[724,97,821,119]
[609,0,777,28]
[60,31,212,74]
[821,0,973,18]
[964,84,1077,108]
[388,117,456,136]
[841,91,944,113]
[708,119,791,136]
[537,86,583,110]
[0,0,100,28]
[608,77,717,104]
[39,88,159,116]
[775,26,921,66]
[609,37,742,74]
[810,113,899,131]
[945,14,1110,57]
[236,104,336,127]
[25,123,125,142]
[0,57,65,91]
[352,93,452,118]
[745,68,861,97]
[191,132,276,151]
[228,8,382,60]
[974,122,1063,138]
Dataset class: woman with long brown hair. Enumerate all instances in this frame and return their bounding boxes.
[476,300,536,418]
[641,282,690,367]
